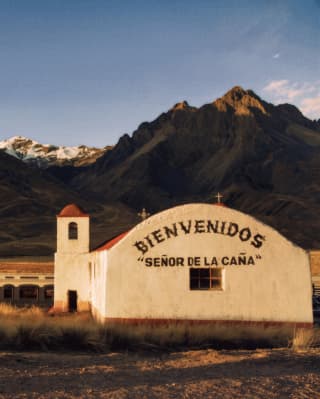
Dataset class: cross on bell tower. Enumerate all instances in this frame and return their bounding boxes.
[214,192,223,204]
[138,208,150,221]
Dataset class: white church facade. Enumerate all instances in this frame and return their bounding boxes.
[54,202,313,338]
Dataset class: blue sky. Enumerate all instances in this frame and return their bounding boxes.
[0,0,319,146]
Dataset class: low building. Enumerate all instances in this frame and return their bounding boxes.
[53,202,313,341]
[0,261,54,307]
[310,250,320,319]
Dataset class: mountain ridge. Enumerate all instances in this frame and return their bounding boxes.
[0,136,111,168]
[1,86,320,255]
[61,86,320,249]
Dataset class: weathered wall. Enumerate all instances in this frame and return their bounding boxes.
[54,215,90,311]
[54,253,91,311]
[90,251,107,321]
[101,204,313,325]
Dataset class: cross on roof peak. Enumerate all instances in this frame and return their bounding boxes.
[214,192,223,204]
[138,208,150,221]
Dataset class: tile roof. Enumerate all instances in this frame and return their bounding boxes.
[95,231,129,252]
[57,203,89,217]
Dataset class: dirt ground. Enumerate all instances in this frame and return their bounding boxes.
[0,348,319,399]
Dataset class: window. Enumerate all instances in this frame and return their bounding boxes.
[4,285,14,299]
[19,285,39,299]
[190,268,223,290]
[68,222,78,240]
[44,285,54,299]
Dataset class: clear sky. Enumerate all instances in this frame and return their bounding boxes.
[0,0,319,147]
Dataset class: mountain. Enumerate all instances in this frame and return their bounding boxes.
[61,86,320,249]
[0,149,137,256]
[1,86,320,256]
[0,136,111,168]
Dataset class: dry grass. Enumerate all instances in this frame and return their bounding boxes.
[0,304,100,351]
[0,303,44,317]
[0,304,319,352]
[291,326,320,350]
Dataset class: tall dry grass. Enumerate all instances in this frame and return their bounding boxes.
[1,303,319,351]
[0,304,100,351]
[291,327,320,350]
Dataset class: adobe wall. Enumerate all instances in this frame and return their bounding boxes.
[100,204,313,326]
[54,214,91,312]
[54,252,91,312]
[56,216,89,254]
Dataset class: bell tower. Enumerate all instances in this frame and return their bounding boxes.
[54,203,90,312]
[56,203,90,254]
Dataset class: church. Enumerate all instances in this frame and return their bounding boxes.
[53,200,313,340]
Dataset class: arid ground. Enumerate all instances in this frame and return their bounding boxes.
[0,348,319,399]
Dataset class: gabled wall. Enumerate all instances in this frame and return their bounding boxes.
[97,204,312,327]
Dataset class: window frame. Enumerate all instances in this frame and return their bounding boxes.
[189,267,224,291]
[68,222,78,240]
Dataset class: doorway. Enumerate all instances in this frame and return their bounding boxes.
[68,290,78,312]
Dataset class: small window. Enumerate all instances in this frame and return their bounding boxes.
[19,285,39,299]
[4,285,14,299]
[190,268,223,290]
[68,222,78,240]
[44,285,54,299]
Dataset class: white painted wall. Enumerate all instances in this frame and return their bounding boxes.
[54,253,91,311]
[96,204,313,324]
[57,216,89,254]
[90,251,107,321]
[54,215,90,311]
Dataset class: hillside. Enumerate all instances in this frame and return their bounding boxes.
[1,86,320,255]
[0,151,76,255]
[62,86,320,249]
[0,151,137,255]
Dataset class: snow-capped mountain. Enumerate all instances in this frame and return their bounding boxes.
[0,136,110,168]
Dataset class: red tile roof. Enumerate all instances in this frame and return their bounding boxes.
[95,231,129,252]
[57,203,89,217]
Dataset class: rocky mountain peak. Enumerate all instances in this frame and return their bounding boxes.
[2,86,320,255]
[214,86,268,116]
[170,101,196,112]
[224,85,248,100]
